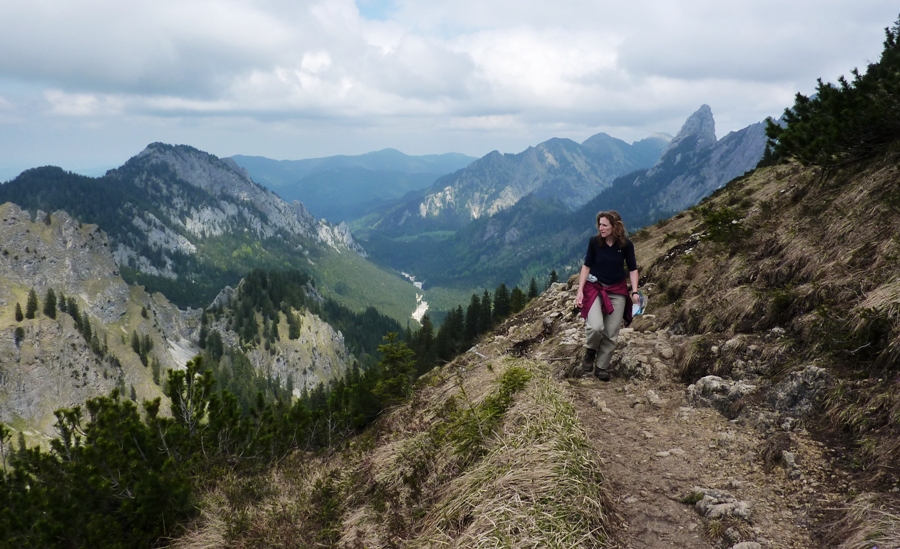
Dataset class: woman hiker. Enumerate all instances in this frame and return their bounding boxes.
[575,210,640,381]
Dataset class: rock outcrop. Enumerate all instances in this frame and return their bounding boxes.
[632,104,768,218]
[0,203,353,440]
[0,204,179,438]
[124,143,367,257]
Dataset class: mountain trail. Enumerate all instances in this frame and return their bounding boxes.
[499,282,849,548]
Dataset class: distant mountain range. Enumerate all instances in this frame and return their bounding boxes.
[0,105,769,319]
[357,105,768,295]
[0,144,418,322]
[231,149,477,223]
[367,133,671,236]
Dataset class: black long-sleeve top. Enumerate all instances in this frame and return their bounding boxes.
[583,236,637,285]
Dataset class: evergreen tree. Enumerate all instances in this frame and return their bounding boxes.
[528,277,539,299]
[25,288,38,319]
[549,269,559,286]
[766,16,900,166]
[67,297,80,329]
[131,330,141,355]
[288,312,301,340]
[493,283,511,321]
[139,334,153,367]
[510,285,527,313]
[198,313,208,349]
[81,315,92,342]
[465,293,481,342]
[14,302,23,322]
[58,291,67,314]
[14,327,25,346]
[478,290,493,334]
[372,333,416,406]
[150,356,162,385]
[43,288,57,319]
[435,306,465,363]
[415,314,435,374]
[206,330,224,361]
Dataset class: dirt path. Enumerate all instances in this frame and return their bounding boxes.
[559,328,845,549]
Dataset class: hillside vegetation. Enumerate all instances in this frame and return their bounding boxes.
[170,21,900,544]
[3,16,900,549]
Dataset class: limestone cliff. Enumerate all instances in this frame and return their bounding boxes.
[634,105,768,217]
[0,204,183,440]
[0,203,353,442]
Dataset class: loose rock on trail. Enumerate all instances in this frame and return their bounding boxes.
[497,282,848,549]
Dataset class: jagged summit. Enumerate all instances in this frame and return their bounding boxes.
[628,105,767,219]
[666,104,717,153]
[645,104,717,180]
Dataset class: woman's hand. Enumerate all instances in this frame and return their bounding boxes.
[631,292,640,305]
[576,288,584,308]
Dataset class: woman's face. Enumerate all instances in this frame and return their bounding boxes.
[598,217,612,238]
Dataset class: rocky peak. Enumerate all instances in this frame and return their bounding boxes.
[125,143,367,256]
[660,104,717,159]
[135,143,254,194]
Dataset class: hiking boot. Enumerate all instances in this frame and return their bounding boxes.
[581,348,597,375]
[594,367,611,382]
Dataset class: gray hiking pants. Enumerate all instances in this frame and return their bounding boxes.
[584,293,626,370]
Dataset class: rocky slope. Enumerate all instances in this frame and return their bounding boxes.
[0,203,354,442]
[176,153,899,548]
[0,203,184,439]
[115,143,367,262]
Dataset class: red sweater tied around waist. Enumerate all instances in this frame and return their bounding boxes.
[580,279,633,328]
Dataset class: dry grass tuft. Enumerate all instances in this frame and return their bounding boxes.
[827,493,900,549]
[675,335,731,382]
[702,516,753,544]
[178,357,615,549]
[757,432,792,471]
[414,359,614,548]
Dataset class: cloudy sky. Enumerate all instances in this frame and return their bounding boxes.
[0,0,897,180]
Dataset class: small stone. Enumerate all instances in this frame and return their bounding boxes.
[782,451,797,469]
[725,527,741,544]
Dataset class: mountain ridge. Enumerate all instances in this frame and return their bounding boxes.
[357,107,766,304]
[370,131,671,235]
[0,144,420,323]
[232,149,478,222]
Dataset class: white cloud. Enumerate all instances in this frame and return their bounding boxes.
[0,0,897,179]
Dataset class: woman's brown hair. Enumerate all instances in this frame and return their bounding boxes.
[595,210,627,248]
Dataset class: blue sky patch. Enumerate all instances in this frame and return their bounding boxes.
[356,0,396,21]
